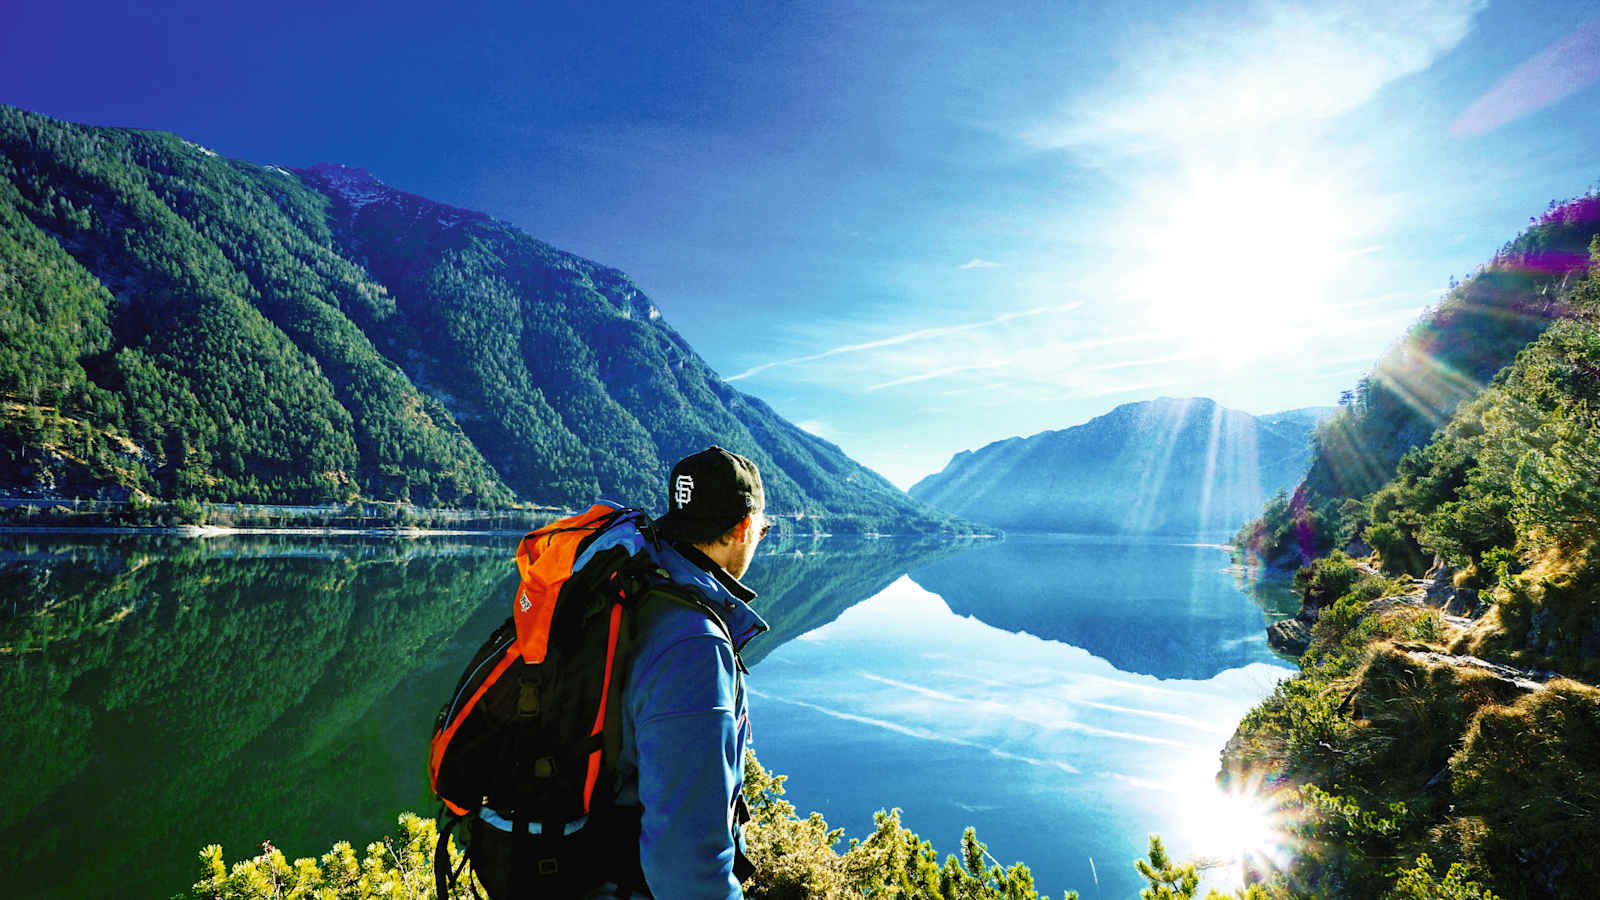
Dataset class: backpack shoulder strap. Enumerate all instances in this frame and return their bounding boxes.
[624,573,746,671]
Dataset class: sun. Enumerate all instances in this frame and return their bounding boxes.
[1128,163,1362,368]
[1173,768,1297,887]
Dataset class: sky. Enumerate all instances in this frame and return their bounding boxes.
[6,0,1600,489]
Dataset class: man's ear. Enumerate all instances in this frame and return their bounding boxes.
[732,513,755,544]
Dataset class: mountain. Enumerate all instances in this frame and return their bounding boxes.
[1219,205,1600,899]
[0,106,967,534]
[908,397,1328,535]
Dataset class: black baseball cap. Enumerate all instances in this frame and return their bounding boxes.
[656,445,764,544]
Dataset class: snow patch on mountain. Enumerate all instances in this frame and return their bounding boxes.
[303,163,389,210]
[297,163,489,231]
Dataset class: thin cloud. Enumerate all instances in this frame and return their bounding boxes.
[959,258,1004,269]
[1079,378,1190,399]
[912,671,1230,733]
[1027,0,1486,155]
[725,303,1081,381]
[1451,18,1600,136]
[865,361,1010,392]
[751,690,1089,765]
[864,332,1182,395]
[1079,352,1196,374]
[1073,700,1234,734]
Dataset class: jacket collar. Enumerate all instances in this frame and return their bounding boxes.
[660,541,769,653]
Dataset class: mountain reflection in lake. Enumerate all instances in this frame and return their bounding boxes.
[747,535,1296,900]
[911,533,1301,680]
[0,532,957,900]
[0,532,1290,899]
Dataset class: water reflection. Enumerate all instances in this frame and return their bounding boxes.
[0,532,962,899]
[0,534,515,900]
[0,531,1283,899]
[749,538,1296,899]
[743,534,963,665]
[909,534,1299,680]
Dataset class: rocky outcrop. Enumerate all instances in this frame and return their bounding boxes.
[1394,646,1556,692]
[1419,558,1489,617]
[1266,555,1498,658]
[1267,616,1314,655]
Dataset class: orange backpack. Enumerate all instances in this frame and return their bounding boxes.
[428,504,670,897]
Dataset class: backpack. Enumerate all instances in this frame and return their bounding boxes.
[428,503,730,898]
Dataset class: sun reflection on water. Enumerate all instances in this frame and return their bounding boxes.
[1174,769,1297,891]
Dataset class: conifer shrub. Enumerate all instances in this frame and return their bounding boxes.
[1389,853,1502,900]
[190,754,1089,900]
[190,812,447,900]
[1301,576,1416,674]
[1363,522,1425,576]
[1292,551,1361,609]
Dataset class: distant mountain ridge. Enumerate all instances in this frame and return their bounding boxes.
[909,397,1328,534]
[0,106,967,534]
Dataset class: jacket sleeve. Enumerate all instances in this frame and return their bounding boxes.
[630,630,744,900]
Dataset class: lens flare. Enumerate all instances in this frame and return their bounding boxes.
[1175,768,1298,890]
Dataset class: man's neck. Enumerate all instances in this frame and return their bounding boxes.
[671,541,757,602]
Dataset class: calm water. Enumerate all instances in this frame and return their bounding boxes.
[752,534,1299,899]
[0,531,1296,899]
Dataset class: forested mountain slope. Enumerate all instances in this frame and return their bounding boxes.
[909,397,1325,534]
[1236,194,1600,567]
[0,106,964,534]
[1221,204,1600,899]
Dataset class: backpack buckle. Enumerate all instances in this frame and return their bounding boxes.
[537,857,559,876]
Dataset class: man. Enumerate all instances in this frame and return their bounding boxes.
[598,445,771,899]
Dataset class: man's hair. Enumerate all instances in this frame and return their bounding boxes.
[696,515,750,550]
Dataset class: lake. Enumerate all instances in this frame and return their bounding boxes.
[0,531,1297,899]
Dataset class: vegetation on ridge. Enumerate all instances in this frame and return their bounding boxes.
[1234,192,1600,570]
[1219,199,1600,898]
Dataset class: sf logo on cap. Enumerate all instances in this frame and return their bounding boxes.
[674,474,695,508]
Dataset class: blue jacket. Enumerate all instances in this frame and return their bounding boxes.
[569,514,769,899]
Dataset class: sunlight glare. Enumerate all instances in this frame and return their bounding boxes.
[1174,768,1295,889]
[1131,164,1361,367]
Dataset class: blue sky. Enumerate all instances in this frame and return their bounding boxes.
[6,0,1600,488]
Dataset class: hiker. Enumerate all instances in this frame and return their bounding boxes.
[432,445,770,899]
[612,445,771,898]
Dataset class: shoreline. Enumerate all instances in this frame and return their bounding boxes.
[0,524,530,538]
